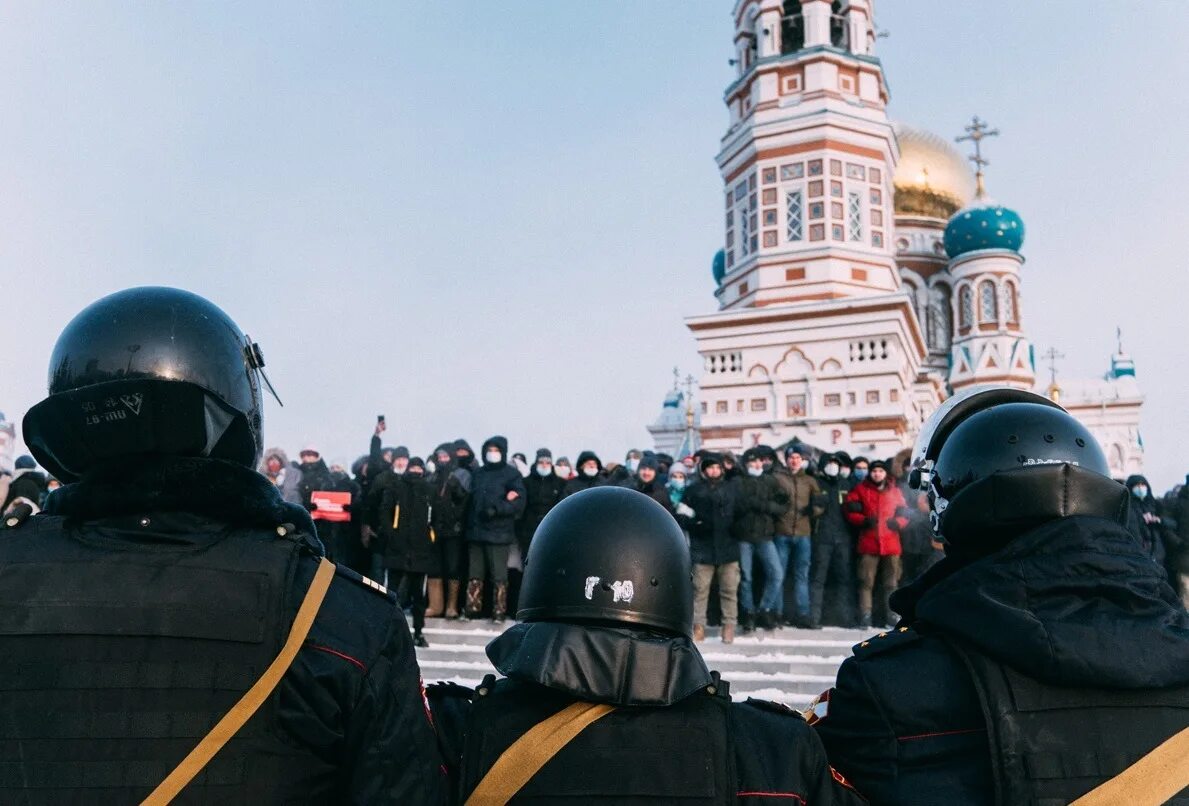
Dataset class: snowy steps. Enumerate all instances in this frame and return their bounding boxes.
[413,619,870,708]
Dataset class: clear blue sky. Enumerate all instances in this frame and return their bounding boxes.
[1,2,1185,489]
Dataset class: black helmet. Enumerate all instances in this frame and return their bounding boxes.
[911,386,1126,551]
[23,287,274,482]
[517,486,693,636]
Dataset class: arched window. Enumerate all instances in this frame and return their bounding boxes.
[979,280,998,323]
[959,285,974,330]
[931,284,953,350]
[830,1,847,48]
[1003,282,1019,324]
[781,1,804,54]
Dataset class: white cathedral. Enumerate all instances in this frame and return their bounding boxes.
[649,0,1144,478]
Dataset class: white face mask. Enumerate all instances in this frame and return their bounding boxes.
[669,477,686,490]
[626,458,640,473]
[583,466,599,478]
[824,463,839,477]
[485,451,502,464]
[555,466,570,478]
[839,467,852,478]
[426,460,436,475]
[536,464,552,477]
[747,466,763,477]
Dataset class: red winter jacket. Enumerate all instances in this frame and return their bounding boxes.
[844,477,909,556]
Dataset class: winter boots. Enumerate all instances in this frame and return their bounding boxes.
[857,612,872,629]
[740,611,755,635]
[464,578,484,620]
[445,580,461,619]
[413,631,429,648]
[693,624,706,642]
[721,623,736,644]
[424,578,445,618]
[492,583,508,624]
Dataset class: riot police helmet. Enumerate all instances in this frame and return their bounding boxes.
[911,386,1126,552]
[23,287,275,482]
[517,486,693,637]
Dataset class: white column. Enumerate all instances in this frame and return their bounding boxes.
[802,0,832,47]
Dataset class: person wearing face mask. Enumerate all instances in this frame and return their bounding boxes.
[426,443,468,619]
[834,452,853,480]
[843,459,908,629]
[667,465,690,522]
[258,448,303,505]
[519,448,565,560]
[373,457,434,647]
[553,456,573,481]
[563,450,604,498]
[1125,474,1170,565]
[631,454,673,512]
[511,452,530,479]
[682,453,741,643]
[850,457,869,484]
[363,446,412,583]
[732,448,790,633]
[807,453,858,629]
[465,437,527,622]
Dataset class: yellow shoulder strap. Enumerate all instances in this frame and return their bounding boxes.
[465,700,617,806]
[1070,725,1189,806]
[141,556,337,805]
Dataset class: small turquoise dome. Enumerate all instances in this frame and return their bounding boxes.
[943,203,1025,258]
[712,249,726,285]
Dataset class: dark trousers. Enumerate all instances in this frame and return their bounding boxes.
[431,535,465,580]
[468,543,510,584]
[810,541,855,626]
[388,570,428,633]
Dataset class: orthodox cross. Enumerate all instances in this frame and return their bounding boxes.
[1116,326,1124,354]
[1041,347,1065,387]
[684,373,698,425]
[956,115,999,197]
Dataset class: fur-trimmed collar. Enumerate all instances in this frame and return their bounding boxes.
[44,456,322,554]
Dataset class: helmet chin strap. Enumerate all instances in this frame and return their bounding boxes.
[937,464,1129,552]
[244,337,283,407]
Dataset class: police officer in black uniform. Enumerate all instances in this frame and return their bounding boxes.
[810,387,1189,805]
[429,486,865,805]
[7,287,444,803]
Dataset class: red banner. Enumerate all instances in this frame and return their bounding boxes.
[310,490,351,522]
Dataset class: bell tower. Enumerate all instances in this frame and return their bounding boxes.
[715,0,898,310]
[687,1,937,460]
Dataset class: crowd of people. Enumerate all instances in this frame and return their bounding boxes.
[233,421,1189,647]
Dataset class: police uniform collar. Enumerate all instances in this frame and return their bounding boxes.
[486,621,713,707]
[43,455,323,555]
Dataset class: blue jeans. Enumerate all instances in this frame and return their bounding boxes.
[738,540,784,614]
[775,534,812,618]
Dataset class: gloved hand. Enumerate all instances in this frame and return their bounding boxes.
[863,516,877,529]
[886,518,902,531]
[676,503,695,518]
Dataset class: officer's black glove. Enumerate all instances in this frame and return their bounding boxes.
[863,516,877,529]
[886,517,901,531]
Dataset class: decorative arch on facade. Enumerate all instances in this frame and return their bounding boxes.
[958,283,974,331]
[774,346,815,380]
[747,363,771,380]
[820,357,843,375]
[928,282,953,352]
[1002,279,1019,325]
[978,279,998,324]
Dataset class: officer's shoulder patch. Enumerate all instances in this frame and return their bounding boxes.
[742,696,805,720]
[851,625,921,659]
[330,563,393,600]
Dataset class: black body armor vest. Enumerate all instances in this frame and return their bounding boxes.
[460,678,735,804]
[949,642,1189,806]
[0,514,330,804]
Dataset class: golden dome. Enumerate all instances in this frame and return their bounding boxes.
[893,123,977,219]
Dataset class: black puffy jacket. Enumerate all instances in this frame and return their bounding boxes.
[682,478,740,565]
[814,515,1189,805]
[466,436,527,546]
[732,473,788,543]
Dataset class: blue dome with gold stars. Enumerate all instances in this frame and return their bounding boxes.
[943,202,1025,258]
[712,248,726,285]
